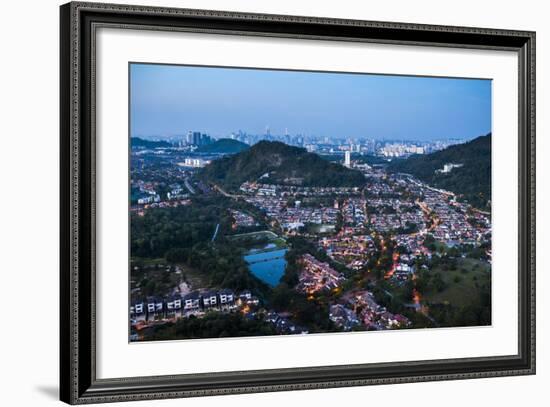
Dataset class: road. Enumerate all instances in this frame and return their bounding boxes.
[211,223,220,242]
[471,207,491,216]
[213,184,241,199]
[184,177,195,195]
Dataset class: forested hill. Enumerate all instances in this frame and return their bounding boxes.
[195,138,249,154]
[131,137,172,149]
[199,141,366,191]
[388,134,491,210]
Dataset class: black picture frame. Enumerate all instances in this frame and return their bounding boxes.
[60,2,536,404]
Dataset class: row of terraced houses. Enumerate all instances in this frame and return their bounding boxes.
[130,289,258,321]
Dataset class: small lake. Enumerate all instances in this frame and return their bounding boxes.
[244,248,287,287]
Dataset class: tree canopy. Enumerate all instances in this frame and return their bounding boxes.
[199,141,366,191]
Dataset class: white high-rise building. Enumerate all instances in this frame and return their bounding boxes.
[344,150,351,168]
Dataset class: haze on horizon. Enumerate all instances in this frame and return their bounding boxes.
[130,63,492,142]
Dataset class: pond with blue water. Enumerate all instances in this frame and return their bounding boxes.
[244,247,288,287]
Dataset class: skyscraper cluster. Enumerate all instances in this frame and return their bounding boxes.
[186,131,212,146]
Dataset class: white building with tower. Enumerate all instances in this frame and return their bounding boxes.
[344,150,351,168]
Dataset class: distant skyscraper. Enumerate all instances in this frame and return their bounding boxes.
[201,133,212,146]
[192,131,201,146]
[344,150,351,168]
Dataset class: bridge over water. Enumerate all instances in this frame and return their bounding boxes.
[244,248,287,264]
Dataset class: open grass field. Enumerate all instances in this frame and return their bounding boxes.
[422,257,491,307]
[227,230,280,241]
[227,230,287,249]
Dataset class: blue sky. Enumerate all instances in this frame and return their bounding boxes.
[130,63,491,141]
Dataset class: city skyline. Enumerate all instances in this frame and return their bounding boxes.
[130,63,492,142]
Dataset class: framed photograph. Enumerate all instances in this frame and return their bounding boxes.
[60,1,535,404]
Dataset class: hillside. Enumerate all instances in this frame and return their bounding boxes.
[388,134,491,209]
[131,137,172,149]
[196,138,249,154]
[199,141,366,191]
